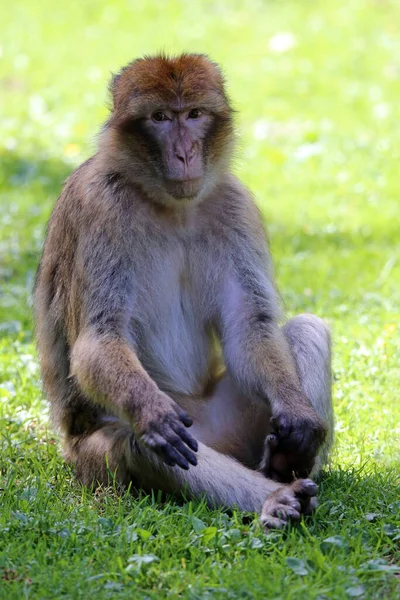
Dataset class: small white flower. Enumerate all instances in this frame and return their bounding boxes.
[293,142,323,161]
[269,32,297,54]
[29,95,47,120]
[4,137,17,150]
[87,66,102,82]
[253,120,270,140]
[373,102,390,120]
[14,54,29,70]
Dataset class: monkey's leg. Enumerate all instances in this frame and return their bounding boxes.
[64,415,316,519]
[177,313,332,479]
[179,377,271,470]
[65,417,135,488]
[261,313,333,478]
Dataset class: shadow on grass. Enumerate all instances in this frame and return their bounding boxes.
[0,152,72,337]
[0,150,72,195]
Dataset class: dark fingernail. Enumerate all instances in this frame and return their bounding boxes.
[189,439,198,452]
[267,434,278,448]
[177,459,189,470]
[305,479,317,488]
[188,453,197,466]
[164,446,179,464]
[180,413,193,427]
[288,511,300,520]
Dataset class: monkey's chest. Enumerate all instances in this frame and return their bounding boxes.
[131,259,214,396]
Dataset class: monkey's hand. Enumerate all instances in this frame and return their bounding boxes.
[135,393,198,470]
[265,404,327,482]
[261,478,318,529]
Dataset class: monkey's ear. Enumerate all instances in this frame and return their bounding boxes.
[109,65,131,108]
[109,72,121,108]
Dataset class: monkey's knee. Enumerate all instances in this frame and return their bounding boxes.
[284,313,331,354]
[283,313,332,389]
[283,313,334,472]
[65,419,135,488]
[69,331,102,396]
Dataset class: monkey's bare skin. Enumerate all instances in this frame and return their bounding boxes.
[34,54,333,530]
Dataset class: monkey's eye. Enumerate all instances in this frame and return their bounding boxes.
[188,108,203,119]
[152,111,168,123]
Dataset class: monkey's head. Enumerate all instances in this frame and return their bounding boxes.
[105,54,235,205]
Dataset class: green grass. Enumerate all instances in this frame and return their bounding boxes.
[1,0,399,598]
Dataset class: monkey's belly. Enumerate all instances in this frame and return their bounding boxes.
[131,253,217,396]
[135,323,216,397]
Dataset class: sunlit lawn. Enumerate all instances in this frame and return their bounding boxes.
[0,1,399,598]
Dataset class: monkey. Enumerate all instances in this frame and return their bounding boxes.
[34,53,333,530]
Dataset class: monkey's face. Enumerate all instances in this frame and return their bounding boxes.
[141,107,217,200]
[108,54,235,204]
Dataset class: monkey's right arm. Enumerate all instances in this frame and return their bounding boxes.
[67,220,198,470]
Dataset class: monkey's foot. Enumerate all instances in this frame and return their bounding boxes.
[260,478,318,530]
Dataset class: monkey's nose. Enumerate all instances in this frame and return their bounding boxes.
[175,147,196,167]
[175,152,186,165]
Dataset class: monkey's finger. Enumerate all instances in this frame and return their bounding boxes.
[291,479,318,497]
[177,410,193,428]
[142,433,178,467]
[270,415,292,439]
[163,455,177,467]
[262,518,286,530]
[302,496,318,515]
[146,432,189,469]
[275,506,301,521]
[171,422,199,453]
[266,433,279,450]
[167,434,198,467]
[260,514,288,530]
[291,427,310,454]
[162,444,190,470]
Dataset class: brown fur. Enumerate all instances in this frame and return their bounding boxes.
[34,54,333,529]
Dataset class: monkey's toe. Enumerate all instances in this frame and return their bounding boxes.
[260,478,318,530]
[291,478,318,497]
[260,501,301,529]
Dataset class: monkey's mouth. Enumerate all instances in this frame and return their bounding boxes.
[164,178,203,200]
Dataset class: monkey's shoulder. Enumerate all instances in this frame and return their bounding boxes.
[55,157,138,226]
[47,157,96,230]
[58,157,96,199]
[204,174,267,240]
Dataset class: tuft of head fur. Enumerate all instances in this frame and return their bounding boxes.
[99,53,235,206]
[110,53,231,116]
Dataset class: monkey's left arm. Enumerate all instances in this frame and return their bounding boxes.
[218,193,327,477]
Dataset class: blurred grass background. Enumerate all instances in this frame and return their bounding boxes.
[0,1,399,598]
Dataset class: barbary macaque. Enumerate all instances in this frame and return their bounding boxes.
[34,54,333,529]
